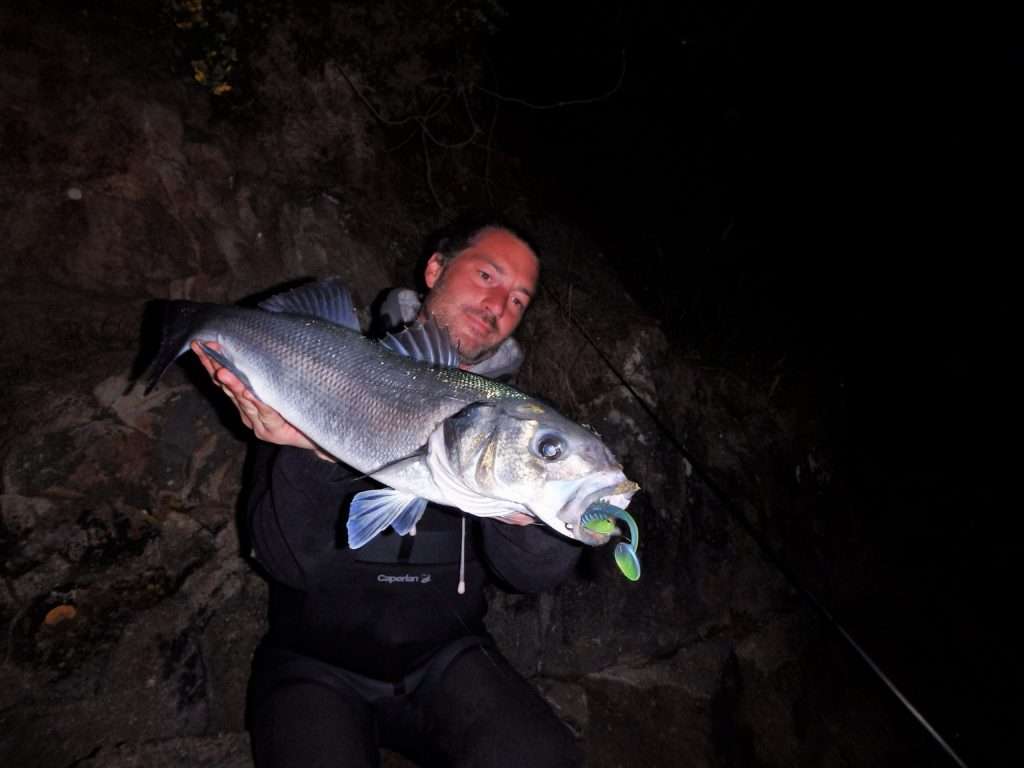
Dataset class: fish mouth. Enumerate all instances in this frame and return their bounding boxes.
[560,477,639,545]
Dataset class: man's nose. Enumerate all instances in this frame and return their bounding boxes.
[480,287,507,318]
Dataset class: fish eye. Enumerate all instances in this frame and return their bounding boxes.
[534,433,566,461]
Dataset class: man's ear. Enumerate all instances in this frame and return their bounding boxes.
[424,252,445,288]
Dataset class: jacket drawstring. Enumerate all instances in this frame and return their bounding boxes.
[458,516,466,595]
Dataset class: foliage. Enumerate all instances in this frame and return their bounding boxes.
[168,0,242,95]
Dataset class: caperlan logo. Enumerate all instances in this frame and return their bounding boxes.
[377,574,432,584]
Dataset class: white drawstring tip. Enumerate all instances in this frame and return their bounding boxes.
[457,516,467,595]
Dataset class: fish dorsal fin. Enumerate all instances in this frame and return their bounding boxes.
[380,319,460,367]
[258,278,361,331]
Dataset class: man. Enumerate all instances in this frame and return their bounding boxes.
[194,217,583,767]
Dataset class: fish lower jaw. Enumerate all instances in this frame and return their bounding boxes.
[557,480,638,545]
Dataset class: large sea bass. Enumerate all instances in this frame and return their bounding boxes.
[145,279,639,562]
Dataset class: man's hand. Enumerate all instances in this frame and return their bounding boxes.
[191,341,333,460]
[495,511,537,527]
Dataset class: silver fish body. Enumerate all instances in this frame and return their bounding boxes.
[147,283,638,547]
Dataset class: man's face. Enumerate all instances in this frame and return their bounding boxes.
[421,227,539,365]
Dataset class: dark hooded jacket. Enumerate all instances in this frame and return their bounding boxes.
[246,289,582,683]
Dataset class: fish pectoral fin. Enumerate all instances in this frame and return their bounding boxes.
[197,343,259,398]
[347,490,428,549]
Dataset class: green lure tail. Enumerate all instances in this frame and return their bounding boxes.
[582,501,641,581]
[614,542,641,582]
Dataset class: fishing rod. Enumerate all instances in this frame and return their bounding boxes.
[543,282,969,768]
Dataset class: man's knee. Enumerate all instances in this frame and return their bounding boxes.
[481,713,582,768]
[249,680,376,768]
[427,648,583,768]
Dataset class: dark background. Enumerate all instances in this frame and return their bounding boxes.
[484,3,1015,764]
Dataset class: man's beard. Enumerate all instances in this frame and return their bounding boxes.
[443,307,498,363]
[423,294,499,365]
[455,332,496,365]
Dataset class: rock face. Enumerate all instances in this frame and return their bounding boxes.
[0,4,944,768]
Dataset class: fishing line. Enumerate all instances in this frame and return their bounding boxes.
[543,283,969,768]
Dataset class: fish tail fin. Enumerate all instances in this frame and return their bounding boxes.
[142,300,207,394]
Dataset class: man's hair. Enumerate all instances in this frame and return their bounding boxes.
[431,211,541,267]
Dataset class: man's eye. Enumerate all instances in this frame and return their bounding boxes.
[478,270,491,281]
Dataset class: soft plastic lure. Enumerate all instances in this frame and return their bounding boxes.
[582,501,641,581]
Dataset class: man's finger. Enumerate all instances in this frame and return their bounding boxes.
[214,373,279,427]
[214,367,246,397]
[191,341,313,450]
[247,393,279,419]
[192,342,215,375]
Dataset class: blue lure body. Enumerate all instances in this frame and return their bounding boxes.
[582,502,641,581]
